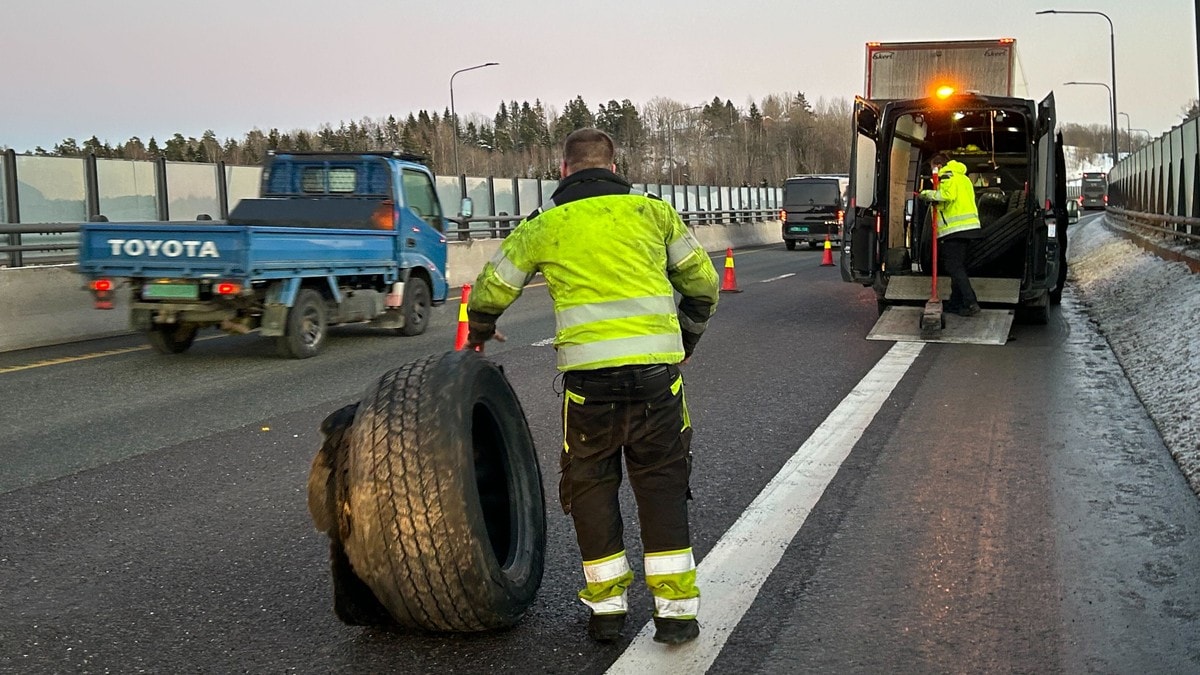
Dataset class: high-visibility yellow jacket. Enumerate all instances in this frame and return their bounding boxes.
[919,160,982,238]
[468,168,719,371]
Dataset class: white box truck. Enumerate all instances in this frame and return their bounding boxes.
[865,39,1029,100]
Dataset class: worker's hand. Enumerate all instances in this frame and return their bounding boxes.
[918,189,936,202]
[466,320,501,350]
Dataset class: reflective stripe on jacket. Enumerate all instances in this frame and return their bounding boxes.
[924,160,981,238]
[468,168,719,371]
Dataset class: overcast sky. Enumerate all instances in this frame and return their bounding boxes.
[3,0,1195,153]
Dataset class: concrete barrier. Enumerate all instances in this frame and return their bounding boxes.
[0,221,780,354]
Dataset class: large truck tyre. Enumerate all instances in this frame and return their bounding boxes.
[146,323,198,354]
[277,288,328,359]
[309,351,546,632]
[308,402,396,626]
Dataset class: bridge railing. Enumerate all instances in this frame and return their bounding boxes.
[0,149,780,268]
[1108,115,1200,244]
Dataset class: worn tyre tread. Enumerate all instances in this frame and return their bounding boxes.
[341,352,540,632]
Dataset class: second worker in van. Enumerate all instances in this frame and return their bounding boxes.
[920,153,983,316]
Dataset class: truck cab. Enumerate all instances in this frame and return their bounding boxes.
[840,90,1069,326]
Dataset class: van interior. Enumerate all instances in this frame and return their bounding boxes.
[879,106,1034,282]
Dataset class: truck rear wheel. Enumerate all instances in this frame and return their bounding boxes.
[397,278,431,337]
[785,240,796,251]
[146,323,198,354]
[276,288,327,359]
[336,350,546,632]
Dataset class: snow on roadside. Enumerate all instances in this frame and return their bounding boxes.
[1067,216,1200,496]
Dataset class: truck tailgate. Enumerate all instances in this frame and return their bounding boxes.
[79,223,401,280]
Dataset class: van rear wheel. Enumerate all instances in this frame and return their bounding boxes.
[785,240,796,251]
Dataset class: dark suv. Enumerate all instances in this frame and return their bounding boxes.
[780,175,848,250]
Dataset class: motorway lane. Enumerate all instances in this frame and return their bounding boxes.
[1,244,885,673]
[3,243,1196,673]
[708,289,1200,673]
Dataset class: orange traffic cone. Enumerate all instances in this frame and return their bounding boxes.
[720,248,742,293]
[820,235,835,266]
[454,284,474,350]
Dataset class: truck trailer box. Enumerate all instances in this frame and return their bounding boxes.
[865,39,1028,100]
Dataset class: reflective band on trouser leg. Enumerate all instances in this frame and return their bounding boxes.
[579,550,634,615]
[644,548,700,619]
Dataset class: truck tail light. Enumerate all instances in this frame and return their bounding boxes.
[1103,194,1108,204]
[371,200,397,230]
[779,209,786,221]
[215,282,241,295]
[837,209,845,225]
[90,278,114,310]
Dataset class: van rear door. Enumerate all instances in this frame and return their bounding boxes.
[1032,92,1062,295]
[842,97,880,284]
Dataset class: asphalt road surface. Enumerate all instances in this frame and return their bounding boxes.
[2,241,1196,674]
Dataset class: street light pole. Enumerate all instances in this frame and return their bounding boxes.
[1118,111,1132,154]
[1064,81,1114,166]
[667,105,703,184]
[449,62,499,179]
[1037,9,1118,166]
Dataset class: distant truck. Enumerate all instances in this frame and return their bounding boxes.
[1080,171,1108,209]
[78,151,450,358]
[865,39,1028,100]
[842,39,1068,333]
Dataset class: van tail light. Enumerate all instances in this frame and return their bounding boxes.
[837,209,845,225]
[90,278,115,310]
[1103,194,1108,204]
[215,282,241,296]
[371,200,397,230]
[779,209,786,221]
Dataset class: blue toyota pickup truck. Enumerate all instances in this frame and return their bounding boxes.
[78,151,450,358]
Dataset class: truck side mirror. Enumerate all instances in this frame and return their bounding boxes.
[459,197,474,219]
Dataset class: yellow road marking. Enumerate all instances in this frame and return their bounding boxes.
[0,335,226,375]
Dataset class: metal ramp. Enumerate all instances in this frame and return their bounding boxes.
[867,306,1014,345]
[868,276,1019,345]
[883,276,1020,304]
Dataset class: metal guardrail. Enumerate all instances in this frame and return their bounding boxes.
[0,208,780,266]
[446,208,778,240]
[1106,206,1200,245]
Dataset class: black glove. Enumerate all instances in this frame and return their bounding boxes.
[681,330,701,359]
[466,319,496,349]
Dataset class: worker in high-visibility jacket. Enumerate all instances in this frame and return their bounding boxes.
[919,153,983,316]
[466,128,719,645]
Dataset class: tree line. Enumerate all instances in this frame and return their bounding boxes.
[7,92,1154,184]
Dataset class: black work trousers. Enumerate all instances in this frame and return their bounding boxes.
[559,363,692,562]
[939,236,978,309]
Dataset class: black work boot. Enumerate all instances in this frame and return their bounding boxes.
[587,613,626,643]
[652,617,700,645]
[960,303,981,317]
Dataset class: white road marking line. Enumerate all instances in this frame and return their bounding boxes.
[761,273,796,283]
[531,337,555,347]
[606,341,925,674]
